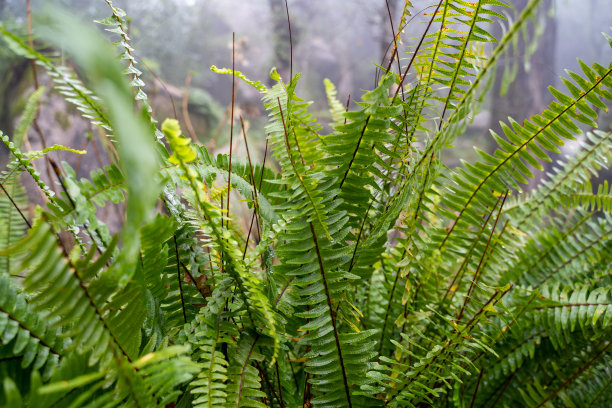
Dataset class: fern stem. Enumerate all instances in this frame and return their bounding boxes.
[535,226,612,288]
[392,0,444,102]
[378,248,405,355]
[0,182,31,229]
[457,190,508,322]
[442,197,498,303]
[535,301,612,309]
[488,368,517,408]
[534,341,610,408]
[388,285,512,404]
[277,98,330,239]
[309,222,353,408]
[347,199,374,272]
[244,139,268,258]
[517,213,591,283]
[0,305,61,356]
[275,361,285,408]
[237,334,259,408]
[469,367,485,408]
[227,32,236,231]
[339,115,370,189]
[45,215,134,363]
[439,0,481,128]
[240,116,261,247]
[439,67,612,251]
[284,0,293,80]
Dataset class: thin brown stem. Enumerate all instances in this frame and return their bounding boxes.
[470,368,485,408]
[309,222,352,408]
[534,341,610,408]
[226,33,236,228]
[457,190,508,322]
[284,0,293,80]
[0,182,32,229]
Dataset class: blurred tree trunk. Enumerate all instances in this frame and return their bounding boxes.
[490,0,556,130]
[0,61,29,137]
[488,0,557,187]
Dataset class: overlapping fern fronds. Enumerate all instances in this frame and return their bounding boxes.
[0,1,611,407]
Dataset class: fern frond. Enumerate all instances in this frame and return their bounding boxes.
[0,25,112,134]
[0,275,63,379]
[0,173,29,275]
[435,60,611,259]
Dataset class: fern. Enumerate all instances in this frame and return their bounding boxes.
[1,2,611,407]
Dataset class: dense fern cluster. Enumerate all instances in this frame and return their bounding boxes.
[1,1,611,407]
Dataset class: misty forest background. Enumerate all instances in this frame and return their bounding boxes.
[0,0,611,230]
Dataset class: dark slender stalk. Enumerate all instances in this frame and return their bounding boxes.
[284,0,293,80]
[536,302,612,309]
[0,305,61,356]
[439,1,480,128]
[378,248,406,354]
[469,368,485,408]
[309,222,352,408]
[536,227,612,288]
[392,0,444,102]
[237,335,260,408]
[344,94,351,125]
[534,342,610,408]
[384,0,406,108]
[0,182,31,228]
[255,360,283,408]
[48,158,106,254]
[142,60,178,119]
[244,139,268,258]
[240,116,261,240]
[274,277,294,306]
[179,261,209,300]
[275,361,285,408]
[347,200,373,272]
[457,190,508,322]
[339,115,370,189]
[227,32,236,227]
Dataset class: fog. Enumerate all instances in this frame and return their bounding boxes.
[2,0,609,106]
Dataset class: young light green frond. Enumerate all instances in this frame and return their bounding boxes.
[99,0,163,140]
[211,65,267,92]
[13,87,45,147]
[324,78,346,127]
[162,119,279,359]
